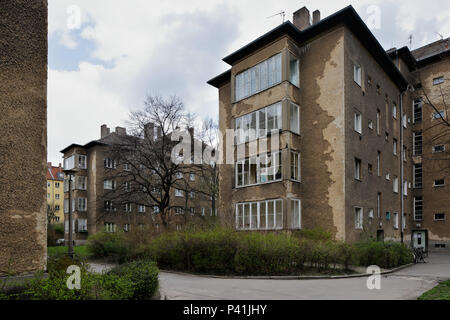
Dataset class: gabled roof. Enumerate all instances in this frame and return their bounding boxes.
[208,5,408,91]
[47,164,64,181]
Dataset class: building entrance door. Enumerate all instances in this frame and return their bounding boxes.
[413,231,426,249]
[377,230,384,242]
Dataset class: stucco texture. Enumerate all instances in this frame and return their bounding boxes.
[0,0,48,275]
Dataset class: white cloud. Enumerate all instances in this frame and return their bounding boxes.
[47,0,449,164]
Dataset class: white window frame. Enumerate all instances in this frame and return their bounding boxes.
[175,189,184,197]
[433,76,444,85]
[290,151,301,182]
[354,207,363,229]
[433,179,445,187]
[392,103,397,119]
[138,204,146,213]
[353,64,362,87]
[77,176,87,190]
[432,144,445,153]
[354,158,362,180]
[290,102,300,135]
[78,155,87,169]
[393,139,397,155]
[236,151,282,188]
[354,111,362,134]
[393,176,399,193]
[290,199,301,229]
[235,199,283,231]
[393,212,399,229]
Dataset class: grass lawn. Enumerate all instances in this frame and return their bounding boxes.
[47,245,92,259]
[418,279,450,300]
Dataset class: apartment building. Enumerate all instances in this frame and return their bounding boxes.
[47,162,65,223]
[387,39,450,250]
[60,125,214,245]
[208,5,449,249]
[0,1,47,276]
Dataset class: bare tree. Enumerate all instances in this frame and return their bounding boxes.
[101,95,192,229]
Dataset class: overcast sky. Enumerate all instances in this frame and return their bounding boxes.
[48,0,450,164]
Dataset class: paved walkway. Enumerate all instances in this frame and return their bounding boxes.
[157,253,450,300]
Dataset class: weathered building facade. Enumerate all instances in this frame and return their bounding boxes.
[0,0,48,275]
[208,5,449,250]
[61,125,214,245]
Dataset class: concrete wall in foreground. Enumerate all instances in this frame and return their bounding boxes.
[0,0,48,276]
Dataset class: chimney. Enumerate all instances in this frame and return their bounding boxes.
[188,127,194,138]
[58,163,62,168]
[115,126,126,136]
[101,124,110,138]
[293,6,311,31]
[144,123,154,141]
[312,10,320,25]
[47,162,52,167]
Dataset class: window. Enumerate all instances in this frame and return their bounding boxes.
[201,208,205,216]
[175,207,183,215]
[235,102,282,143]
[124,203,132,212]
[393,139,397,155]
[78,155,87,169]
[434,179,445,187]
[77,176,87,190]
[290,102,300,134]
[104,200,115,212]
[78,219,87,232]
[386,211,390,221]
[175,189,184,197]
[433,111,445,120]
[124,182,130,191]
[402,213,406,230]
[189,173,195,181]
[64,155,75,170]
[105,223,116,233]
[290,151,301,181]
[289,54,300,87]
[414,196,423,221]
[138,205,146,213]
[433,145,445,153]
[353,64,362,86]
[386,173,390,181]
[434,213,445,221]
[55,205,60,211]
[414,164,423,188]
[176,172,183,179]
[392,103,397,119]
[189,207,195,215]
[354,158,362,180]
[404,180,408,196]
[403,145,407,162]
[153,206,160,213]
[402,113,407,128]
[368,120,373,130]
[104,158,116,169]
[355,207,363,229]
[368,208,374,219]
[55,182,60,188]
[393,213,399,229]
[77,198,87,212]
[376,110,381,135]
[124,224,130,232]
[103,179,115,190]
[291,199,301,229]
[236,151,282,187]
[235,53,282,101]
[377,193,381,218]
[385,132,389,141]
[354,112,362,134]
[64,199,69,213]
[377,151,381,176]
[124,163,131,171]
[393,176,399,193]
[433,76,444,85]
[413,132,423,156]
[413,99,422,123]
[236,199,283,230]
[190,191,195,199]
[47,182,50,187]
[368,163,373,175]
[55,194,60,200]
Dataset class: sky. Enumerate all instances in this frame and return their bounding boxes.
[47,0,450,165]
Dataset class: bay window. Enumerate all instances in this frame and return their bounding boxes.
[290,151,301,181]
[236,151,282,187]
[290,102,300,134]
[236,199,283,230]
[235,53,282,101]
[235,102,282,144]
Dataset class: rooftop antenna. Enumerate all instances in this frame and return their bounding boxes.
[408,34,413,49]
[267,11,285,24]
[435,32,444,40]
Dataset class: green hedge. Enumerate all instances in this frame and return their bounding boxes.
[1,256,158,300]
[86,229,413,275]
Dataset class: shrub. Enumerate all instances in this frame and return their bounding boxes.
[293,227,332,241]
[87,231,129,262]
[353,241,412,268]
[109,260,159,300]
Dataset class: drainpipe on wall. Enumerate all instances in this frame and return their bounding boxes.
[397,51,405,244]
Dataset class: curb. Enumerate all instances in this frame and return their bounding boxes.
[160,263,415,280]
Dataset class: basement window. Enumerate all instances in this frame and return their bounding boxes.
[434,213,445,221]
[433,145,445,153]
[434,179,445,187]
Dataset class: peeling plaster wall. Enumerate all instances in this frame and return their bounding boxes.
[0,0,48,275]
